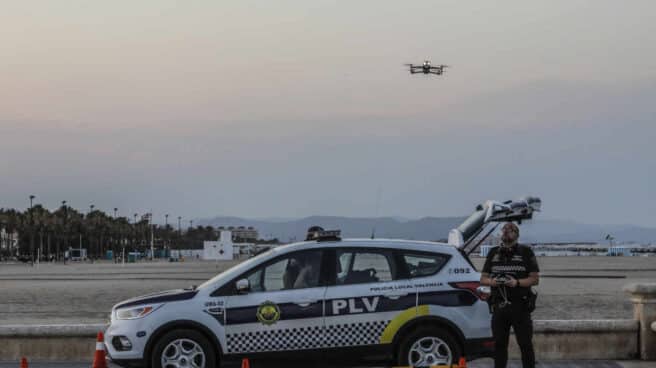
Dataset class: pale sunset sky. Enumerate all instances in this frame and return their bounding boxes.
[1,1,655,226]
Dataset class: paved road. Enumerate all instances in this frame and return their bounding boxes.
[1,361,653,368]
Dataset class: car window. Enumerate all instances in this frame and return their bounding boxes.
[403,252,450,278]
[247,268,264,292]
[336,249,396,285]
[337,252,352,280]
[263,258,288,291]
[244,249,322,292]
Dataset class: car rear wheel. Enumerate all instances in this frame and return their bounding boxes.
[397,327,462,367]
[151,329,216,368]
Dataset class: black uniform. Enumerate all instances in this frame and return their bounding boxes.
[482,244,540,368]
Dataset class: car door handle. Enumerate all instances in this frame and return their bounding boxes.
[295,300,317,307]
[384,292,409,300]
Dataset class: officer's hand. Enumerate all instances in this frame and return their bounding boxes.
[505,276,518,288]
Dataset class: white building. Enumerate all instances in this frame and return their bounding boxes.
[0,228,19,254]
[608,246,632,256]
[203,231,236,261]
[170,249,204,260]
[217,226,258,242]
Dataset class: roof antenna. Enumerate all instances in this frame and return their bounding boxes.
[371,185,382,239]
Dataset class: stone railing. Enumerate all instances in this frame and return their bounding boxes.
[507,319,638,360]
[624,282,656,361]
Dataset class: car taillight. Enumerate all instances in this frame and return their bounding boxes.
[449,281,490,301]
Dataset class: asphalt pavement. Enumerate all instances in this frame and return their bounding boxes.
[0,361,654,368]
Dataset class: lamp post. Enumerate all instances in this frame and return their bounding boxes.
[62,200,67,262]
[177,216,182,248]
[112,208,118,261]
[133,213,138,250]
[88,205,95,258]
[164,214,169,249]
[147,212,154,261]
[29,195,35,265]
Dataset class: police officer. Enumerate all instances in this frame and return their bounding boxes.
[480,222,540,368]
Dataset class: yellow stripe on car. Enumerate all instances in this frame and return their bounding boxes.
[379,305,429,344]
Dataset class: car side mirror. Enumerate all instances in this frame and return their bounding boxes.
[236,279,250,293]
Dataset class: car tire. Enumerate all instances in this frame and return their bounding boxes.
[151,329,217,368]
[396,327,462,367]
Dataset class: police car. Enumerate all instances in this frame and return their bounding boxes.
[105,197,541,368]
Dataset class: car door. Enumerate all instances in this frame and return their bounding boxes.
[222,249,327,355]
[323,247,417,349]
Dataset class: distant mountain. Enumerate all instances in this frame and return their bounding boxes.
[195,216,656,244]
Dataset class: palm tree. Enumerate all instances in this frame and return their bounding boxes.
[52,204,69,261]
[28,205,52,261]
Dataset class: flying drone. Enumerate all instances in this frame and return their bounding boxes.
[405,60,449,75]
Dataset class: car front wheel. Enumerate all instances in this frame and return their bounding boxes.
[151,329,216,368]
[397,327,462,367]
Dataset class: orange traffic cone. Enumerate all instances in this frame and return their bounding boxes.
[20,357,28,368]
[92,331,107,368]
[458,356,467,367]
[241,357,250,368]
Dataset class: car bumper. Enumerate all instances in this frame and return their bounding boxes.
[104,320,150,365]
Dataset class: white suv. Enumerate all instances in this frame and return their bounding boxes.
[106,237,493,368]
[106,197,540,368]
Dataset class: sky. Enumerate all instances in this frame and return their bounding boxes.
[1,1,655,227]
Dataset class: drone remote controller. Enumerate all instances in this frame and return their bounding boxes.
[494,275,510,285]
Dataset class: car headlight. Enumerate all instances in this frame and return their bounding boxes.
[115,304,162,320]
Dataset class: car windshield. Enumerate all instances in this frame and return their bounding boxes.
[196,247,276,290]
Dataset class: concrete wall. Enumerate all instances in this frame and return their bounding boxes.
[508,320,639,360]
[0,324,105,361]
[0,320,640,362]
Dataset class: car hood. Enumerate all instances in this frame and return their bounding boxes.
[113,289,198,310]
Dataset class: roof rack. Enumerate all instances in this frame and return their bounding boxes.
[448,196,542,251]
[305,226,342,242]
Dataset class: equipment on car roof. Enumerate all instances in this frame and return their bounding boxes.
[447,196,542,254]
[305,226,342,242]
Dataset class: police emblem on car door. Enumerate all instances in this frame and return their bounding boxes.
[323,248,418,348]
[223,249,327,354]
